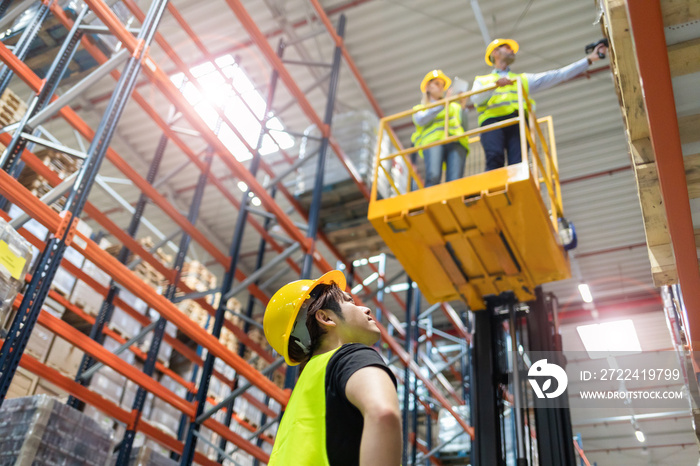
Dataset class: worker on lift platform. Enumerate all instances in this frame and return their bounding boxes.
[411,69,470,187]
[471,38,608,171]
[263,270,402,466]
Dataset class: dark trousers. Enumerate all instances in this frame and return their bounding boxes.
[480,112,523,171]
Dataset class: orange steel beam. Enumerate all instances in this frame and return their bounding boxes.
[0,169,289,408]
[18,2,466,439]
[0,210,280,421]
[378,320,475,439]
[1,12,285,367]
[131,0,425,366]
[1,132,277,365]
[15,292,275,444]
[10,239,277,426]
[71,0,415,362]
[626,2,700,359]
[76,0,338,278]
[14,352,253,465]
[223,0,371,200]
[0,41,227,270]
[217,3,474,434]
[38,310,195,415]
[114,0,304,271]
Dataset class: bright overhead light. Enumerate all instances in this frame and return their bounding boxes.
[351,283,363,295]
[237,181,248,192]
[635,430,645,443]
[388,283,410,293]
[362,273,378,286]
[576,319,642,359]
[578,283,593,303]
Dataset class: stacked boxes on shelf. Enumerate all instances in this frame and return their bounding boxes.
[8,297,71,401]
[176,260,245,353]
[0,88,28,127]
[104,236,171,291]
[0,395,113,465]
[17,149,83,212]
[0,217,34,334]
[127,445,178,465]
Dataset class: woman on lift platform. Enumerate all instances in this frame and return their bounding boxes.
[263,270,402,466]
[411,69,470,188]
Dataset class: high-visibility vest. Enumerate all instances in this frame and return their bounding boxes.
[473,72,534,126]
[268,348,339,466]
[411,101,470,157]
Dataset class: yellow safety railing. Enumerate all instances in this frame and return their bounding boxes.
[370,77,564,233]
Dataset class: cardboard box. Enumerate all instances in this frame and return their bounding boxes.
[45,336,85,377]
[110,306,142,340]
[82,260,111,288]
[33,379,68,402]
[25,323,54,363]
[70,280,106,316]
[6,368,38,399]
[51,266,76,297]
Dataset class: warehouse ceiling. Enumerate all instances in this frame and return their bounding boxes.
[7,0,698,463]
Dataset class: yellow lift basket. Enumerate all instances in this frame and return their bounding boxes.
[368,78,571,310]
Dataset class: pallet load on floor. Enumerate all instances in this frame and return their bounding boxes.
[0,395,113,465]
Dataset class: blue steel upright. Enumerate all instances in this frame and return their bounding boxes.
[67,131,170,410]
[115,148,214,464]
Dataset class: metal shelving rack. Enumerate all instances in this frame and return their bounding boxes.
[0,1,479,464]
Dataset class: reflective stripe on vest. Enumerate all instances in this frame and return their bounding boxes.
[411,102,470,157]
[474,72,535,126]
[268,348,339,466]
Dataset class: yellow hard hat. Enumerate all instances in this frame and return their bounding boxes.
[263,270,347,366]
[420,69,452,93]
[484,38,519,66]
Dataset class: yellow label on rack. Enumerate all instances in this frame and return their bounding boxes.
[0,240,26,280]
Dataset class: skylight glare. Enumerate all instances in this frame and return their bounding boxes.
[170,55,294,162]
[576,319,642,359]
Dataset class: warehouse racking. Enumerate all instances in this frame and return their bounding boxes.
[0,1,697,465]
[0,1,483,464]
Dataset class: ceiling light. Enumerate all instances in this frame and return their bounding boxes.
[578,283,593,303]
[635,429,645,443]
[576,319,642,358]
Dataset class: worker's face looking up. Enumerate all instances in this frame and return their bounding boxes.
[426,78,446,100]
[320,292,381,346]
[492,44,516,66]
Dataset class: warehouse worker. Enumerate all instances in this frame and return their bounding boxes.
[411,69,470,187]
[471,38,607,171]
[263,270,402,466]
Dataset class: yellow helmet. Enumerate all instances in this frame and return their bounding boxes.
[484,38,519,66]
[420,69,452,93]
[263,270,347,366]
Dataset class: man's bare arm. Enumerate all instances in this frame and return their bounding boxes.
[346,366,402,466]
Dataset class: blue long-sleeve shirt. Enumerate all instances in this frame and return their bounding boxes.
[470,57,589,106]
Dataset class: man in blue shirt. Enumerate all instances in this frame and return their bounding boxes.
[471,38,607,171]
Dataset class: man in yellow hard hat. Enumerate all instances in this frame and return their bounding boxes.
[471,38,607,171]
[263,270,402,466]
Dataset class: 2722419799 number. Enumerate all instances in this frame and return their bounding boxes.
[598,368,680,381]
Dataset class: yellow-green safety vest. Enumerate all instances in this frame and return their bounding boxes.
[473,72,535,126]
[411,101,470,157]
[268,348,340,466]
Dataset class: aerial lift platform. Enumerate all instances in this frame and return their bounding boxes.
[368,79,579,466]
[368,79,572,310]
